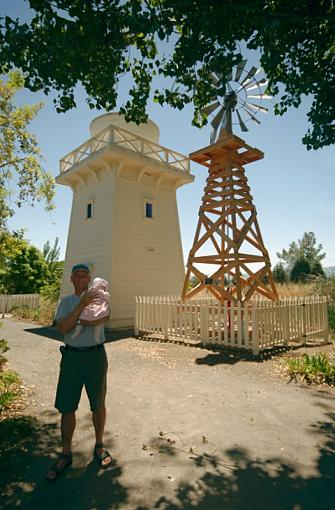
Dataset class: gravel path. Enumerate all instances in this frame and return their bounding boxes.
[1,318,335,510]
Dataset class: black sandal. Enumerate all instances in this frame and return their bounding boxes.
[46,452,73,481]
[94,443,112,469]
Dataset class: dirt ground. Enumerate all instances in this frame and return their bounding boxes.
[1,317,335,510]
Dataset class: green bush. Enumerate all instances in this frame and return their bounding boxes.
[0,338,9,371]
[0,370,20,413]
[0,329,21,415]
[283,352,335,385]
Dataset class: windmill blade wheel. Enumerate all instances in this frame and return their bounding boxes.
[201,61,270,142]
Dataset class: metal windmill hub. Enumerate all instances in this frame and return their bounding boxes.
[201,60,271,143]
[224,91,238,111]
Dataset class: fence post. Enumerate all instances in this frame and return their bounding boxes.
[164,297,170,340]
[301,299,307,345]
[200,303,209,346]
[134,297,139,336]
[236,301,242,346]
[223,301,228,345]
[251,303,260,355]
[323,297,329,344]
[243,302,249,348]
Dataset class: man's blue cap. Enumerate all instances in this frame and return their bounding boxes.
[71,263,90,274]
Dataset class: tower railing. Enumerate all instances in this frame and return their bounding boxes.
[60,125,190,174]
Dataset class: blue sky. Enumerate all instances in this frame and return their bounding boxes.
[2,0,335,268]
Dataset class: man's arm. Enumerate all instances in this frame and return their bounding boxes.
[57,291,100,334]
[78,316,110,327]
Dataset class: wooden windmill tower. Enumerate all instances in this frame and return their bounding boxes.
[182,61,278,303]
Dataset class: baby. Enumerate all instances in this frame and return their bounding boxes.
[73,277,110,342]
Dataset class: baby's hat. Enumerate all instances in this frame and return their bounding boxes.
[91,277,108,290]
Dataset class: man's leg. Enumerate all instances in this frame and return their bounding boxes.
[46,412,76,480]
[86,348,111,468]
[92,404,106,445]
[92,405,112,468]
[61,412,76,453]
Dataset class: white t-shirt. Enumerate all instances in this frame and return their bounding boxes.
[54,294,105,347]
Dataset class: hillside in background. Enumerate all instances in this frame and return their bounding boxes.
[324,266,335,277]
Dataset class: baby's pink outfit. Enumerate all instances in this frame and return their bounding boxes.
[73,277,110,342]
[79,277,110,321]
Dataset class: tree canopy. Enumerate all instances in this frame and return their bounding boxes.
[0,231,49,293]
[276,231,326,272]
[0,71,55,228]
[0,231,63,297]
[0,0,334,150]
[272,263,287,284]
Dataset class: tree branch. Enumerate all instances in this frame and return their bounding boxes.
[0,157,29,169]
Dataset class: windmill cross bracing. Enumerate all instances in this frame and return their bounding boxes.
[182,60,278,303]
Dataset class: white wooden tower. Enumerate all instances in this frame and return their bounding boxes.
[56,113,194,329]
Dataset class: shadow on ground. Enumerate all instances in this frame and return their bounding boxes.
[23,326,134,344]
[0,409,128,510]
[135,411,335,510]
[137,336,328,366]
[194,342,331,366]
[1,406,334,509]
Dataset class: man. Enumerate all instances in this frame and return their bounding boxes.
[46,263,112,481]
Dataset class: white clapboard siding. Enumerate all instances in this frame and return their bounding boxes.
[0,294,40,316]
[135,296,329,355]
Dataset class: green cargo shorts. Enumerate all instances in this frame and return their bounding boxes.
[55,346,108,414]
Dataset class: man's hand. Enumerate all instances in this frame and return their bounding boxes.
[80,289,100,308]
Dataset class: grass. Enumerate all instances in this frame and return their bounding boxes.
[282,352,335,385]
[276,282,313,298]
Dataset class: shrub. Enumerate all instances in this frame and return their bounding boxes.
[11,304,32,320]
[0,370,20,413]
[0,328,21,415]
[38,297,57,324]
[283,352,335,385]
[11,297,57,325]
[0,338,9,371]
[312,275,335,301]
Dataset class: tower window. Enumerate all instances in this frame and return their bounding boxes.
[145,202,153,218]
[86,202,93,219]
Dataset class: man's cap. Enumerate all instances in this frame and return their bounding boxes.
[71,263,90,274]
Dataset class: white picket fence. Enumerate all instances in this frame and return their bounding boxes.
[135,296,329,355]
[0,294,40,317]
